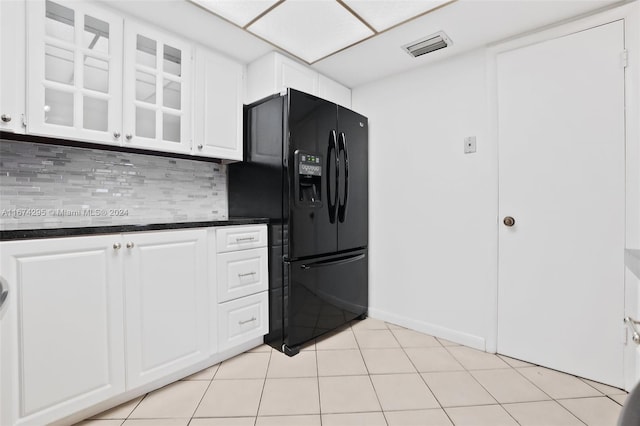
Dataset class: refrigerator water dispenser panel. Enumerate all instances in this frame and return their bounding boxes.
[295,150,322,207]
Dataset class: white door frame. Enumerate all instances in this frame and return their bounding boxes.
[486,1,640,391]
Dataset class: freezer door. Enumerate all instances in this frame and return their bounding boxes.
[337,107,368,251]
[288,90,339,258]
[285,250,368,349]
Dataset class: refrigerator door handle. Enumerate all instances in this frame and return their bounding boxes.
[327,130,339,224]
[300,253,365,270]
[338,132,349,223]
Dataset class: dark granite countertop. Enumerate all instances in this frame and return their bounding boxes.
[0,218,270,241]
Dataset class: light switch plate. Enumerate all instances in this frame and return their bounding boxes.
[464,136,476,154]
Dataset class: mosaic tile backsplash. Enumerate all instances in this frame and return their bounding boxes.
[0,140,228,230]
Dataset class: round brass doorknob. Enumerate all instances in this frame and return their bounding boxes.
[503,216,515,227]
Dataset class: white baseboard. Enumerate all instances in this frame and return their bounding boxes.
[369,308,487,351]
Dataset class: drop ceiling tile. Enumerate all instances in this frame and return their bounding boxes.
[190,0,280,27]
[343,0,450,32]
[247,0,374,63]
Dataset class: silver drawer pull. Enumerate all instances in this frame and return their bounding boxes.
[238,272,256,278]
[235,237,255,242]
[238,316,257,325]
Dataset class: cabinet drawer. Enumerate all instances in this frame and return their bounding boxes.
[216,225,267,253]
[218,247,268,303]
[218,291,268,351]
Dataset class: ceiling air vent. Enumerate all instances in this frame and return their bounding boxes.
[402,32,452,58]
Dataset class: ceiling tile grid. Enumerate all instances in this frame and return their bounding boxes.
[189,0,452,63]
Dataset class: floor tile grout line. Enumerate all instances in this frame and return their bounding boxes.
[434,335,537,425]
[92,392,145,422]
[185,363,220,425]
[508,357,627,398]
[606,394,626,406]
[500,401,588,426]
[555,394,628,402]
[578,376,628,397]
[387,321,459,426]
[509,362,591,407]
[253,348,273,423]
[444,345,587,425]
[121,392,148,422]
[315,337,323,426]
[351,318,389,425]
[516,363,623,400]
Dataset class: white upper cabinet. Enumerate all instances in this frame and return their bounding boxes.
[193,46,243,161]
[26,0,123,144]
[0,0,26,133]
[247,52,317,103]
[277,54,318,98]
[17,1,245,161]
[123,22,192,153]
[318,74,352,109]
[246,52,351,108]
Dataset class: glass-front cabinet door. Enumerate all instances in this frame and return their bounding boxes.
[123,23,191,154]
[27,0,123,144]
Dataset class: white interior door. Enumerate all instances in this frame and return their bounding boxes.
[497,20,626,387]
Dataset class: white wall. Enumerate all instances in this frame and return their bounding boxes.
[353,2,640,361]
[353,50,497,350]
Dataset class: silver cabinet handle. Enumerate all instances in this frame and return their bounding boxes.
[125,133,133,141]
[197,144,203,150]
[625,317,640,344]
[238,272,256,278]
[126,242,134,249]
[1,114,11,123]
[113,242,122,250]
[235,237,255,242]
[0,277,8,310]
[238,316,257,325]
[113,131,121,139]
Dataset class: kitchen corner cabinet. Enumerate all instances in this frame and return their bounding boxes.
[123,229,208,388]
[0,0,27,133]
[123,22,192,153]
[246,52,351,108]
[0,235,126,426]
[193,47,243,161]
[26,0,124,144]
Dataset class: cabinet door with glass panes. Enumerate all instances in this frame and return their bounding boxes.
[27,0,123,144]
[123,23,191,154]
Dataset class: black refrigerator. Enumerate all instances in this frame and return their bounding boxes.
[228,88,368,356]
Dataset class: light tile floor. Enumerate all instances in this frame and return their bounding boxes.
[77,318,628,426]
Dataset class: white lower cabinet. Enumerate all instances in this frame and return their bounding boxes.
[0,235,125,426]
[123,229,208,388]
[218,291,268,352]
[0,224,267,426]
[217,247,267,303]
[213,225,269,352]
